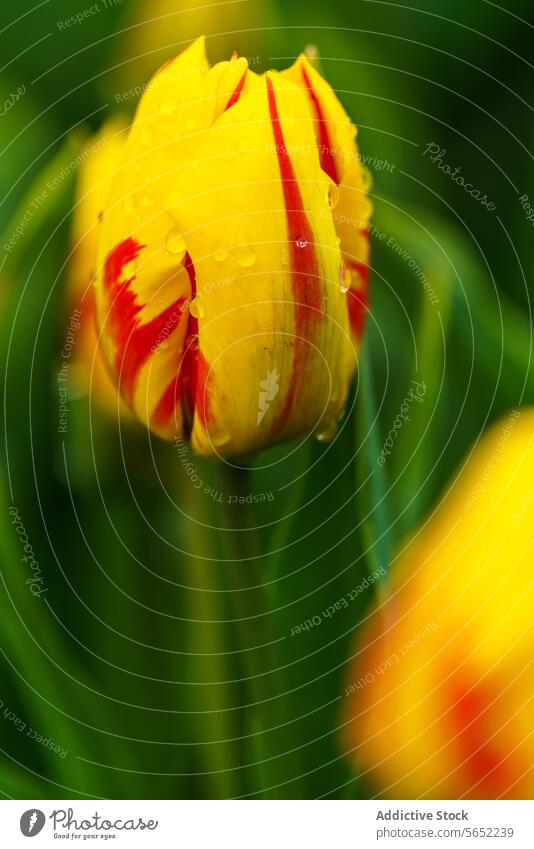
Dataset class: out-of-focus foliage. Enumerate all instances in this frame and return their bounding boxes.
[0,0,532,799]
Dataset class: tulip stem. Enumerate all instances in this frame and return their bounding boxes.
[219,462,303,799]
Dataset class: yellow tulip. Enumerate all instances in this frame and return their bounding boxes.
[342,408,534,799]
[93,37,371,457]
[67,118,128,414]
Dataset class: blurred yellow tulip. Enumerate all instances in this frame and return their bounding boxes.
[343,408,534,799]
[94,37,371,457]
[66,118,128,414]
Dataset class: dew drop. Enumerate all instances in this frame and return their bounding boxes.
[186,333,199,351]
[316,420,337,442]
[190,158,200,169]
[295,236,308,249]
[213,245,229,263]
[326,182,340,210]
[339,264,351,294]
[235,244,256,268]
[189,296,205,319]
[139,194,152,207]
[166,229,187,258]
[210,425,231,447]
[237,137,250,152]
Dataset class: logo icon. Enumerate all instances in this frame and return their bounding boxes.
[257,369,280,426]
[20,810,46,837]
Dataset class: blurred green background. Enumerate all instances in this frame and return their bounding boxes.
[0,0,532,799]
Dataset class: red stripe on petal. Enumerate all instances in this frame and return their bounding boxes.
[224,68,247,111]
[103,237,188,403]
[301,65,339,185]
[266,76,322,432]
[346,258,369,339]
[151,252,214,434]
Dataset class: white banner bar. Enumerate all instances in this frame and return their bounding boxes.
[1,799,533,848]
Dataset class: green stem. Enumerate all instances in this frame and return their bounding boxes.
[218,463,305,799]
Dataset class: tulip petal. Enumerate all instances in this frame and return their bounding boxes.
[166,72,356,456]
[281,55,372,340]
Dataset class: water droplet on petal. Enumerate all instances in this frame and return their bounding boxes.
[190,158,200,169]
[326,182,339,210]
[189,296,205,319]
[339,264,351,293]
[237,137,250,152]
[296,236,308,249]
[213,244,229,263]
[235,244,256,268]
[210,425,231,447]
[186,333,199,351]
[139,194,152,207]
[166,229,187,258]
[316,420,338,442]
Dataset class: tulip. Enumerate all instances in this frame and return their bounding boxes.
[342,408,534,799]
[93,37,371,456]
[67,118,128,413]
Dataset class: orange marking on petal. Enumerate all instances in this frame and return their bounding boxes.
[224,68,247,111]
[346,258,369,338]
[266,76,322,432]
[447,676,516,797]
[301,64,339,185]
